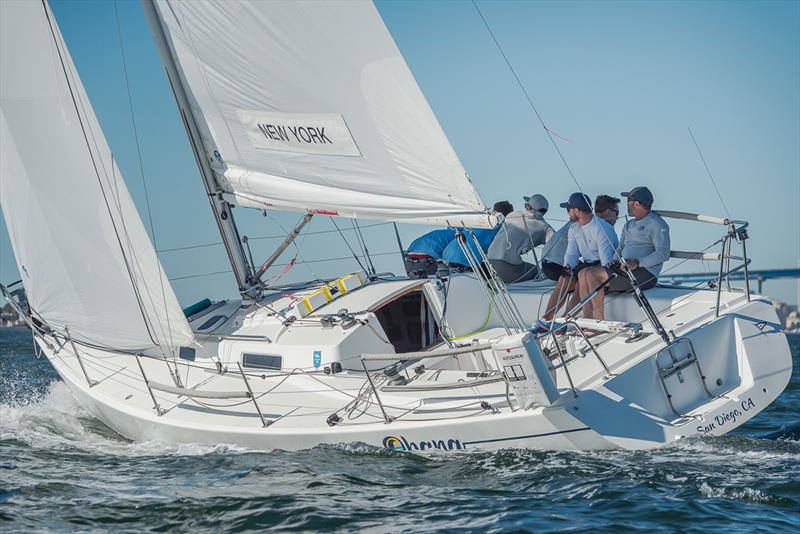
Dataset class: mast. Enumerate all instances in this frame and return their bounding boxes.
[141,0,257,299]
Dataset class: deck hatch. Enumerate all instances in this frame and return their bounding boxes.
[242,353,283,370]
[197,314,226,331]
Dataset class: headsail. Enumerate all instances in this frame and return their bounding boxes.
[146,0,492,227]
[0,0,193,349]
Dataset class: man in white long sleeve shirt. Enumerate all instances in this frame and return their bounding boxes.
[535,192,618,331]
[579,186,671,321]
[562,207,619,270]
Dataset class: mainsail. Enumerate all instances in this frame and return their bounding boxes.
[0,0,193,349]
[146,0,491,227]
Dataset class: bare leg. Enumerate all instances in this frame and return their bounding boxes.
[542,276,565,321]
[542,275,574,321]
[560,276,580,317]
[579,269,593,319]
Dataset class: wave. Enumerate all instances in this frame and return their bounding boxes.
[0,380,250,458]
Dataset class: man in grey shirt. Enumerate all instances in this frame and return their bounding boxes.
[579,186,671,321]
[487,194,554,283]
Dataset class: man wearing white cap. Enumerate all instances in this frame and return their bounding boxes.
[487,193,554,283]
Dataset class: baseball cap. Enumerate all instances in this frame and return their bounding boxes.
[523,194,549,213]
[621,186,654,207]
[559,192,592,211]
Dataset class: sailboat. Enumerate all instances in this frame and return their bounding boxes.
[0,0,792,453]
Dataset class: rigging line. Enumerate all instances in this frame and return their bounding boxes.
[158,241,224,253]
[359,221,377,276]
[168,251,400,282]
[42,0,159,347]
[263,212,320,281]
[471,0,584,194]
[114,2,158,246]
[170,269,232,282]
[688,127,731,219]
[352,219,376,275]
[472,0,629,270]
[250,221,390,241]
[293,220,322,281]
[330,217,368,273]
[114,1,176,354]
[350,220,367,260]
[155,222,393,253]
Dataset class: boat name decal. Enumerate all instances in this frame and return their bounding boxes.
[383,435,464,452]
[696,397,755,435]
[237,110,362,157]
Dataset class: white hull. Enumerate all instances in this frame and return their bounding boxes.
[37,279,793,454]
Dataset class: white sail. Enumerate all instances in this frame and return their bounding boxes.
[0,0,193,349]
[147,0,492,227]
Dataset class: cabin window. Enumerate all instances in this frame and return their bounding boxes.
[242,353,283,371]
[179,347,196,361]
[373,290,439,354]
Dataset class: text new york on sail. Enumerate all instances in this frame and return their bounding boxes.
[257,122,333,146]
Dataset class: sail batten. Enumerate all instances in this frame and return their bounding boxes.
[0,0,193,349]
[149,0,489,227]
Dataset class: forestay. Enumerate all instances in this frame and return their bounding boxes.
[0,0,193,349]
[147,0,491,227]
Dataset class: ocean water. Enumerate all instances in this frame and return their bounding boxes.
[1,328,798,532]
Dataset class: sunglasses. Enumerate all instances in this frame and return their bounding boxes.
[525,204,548,214]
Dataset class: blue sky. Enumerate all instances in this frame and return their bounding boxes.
[1,0,798,305]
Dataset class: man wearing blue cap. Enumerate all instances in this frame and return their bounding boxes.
[534,192,618,332]
[579,186,671,321]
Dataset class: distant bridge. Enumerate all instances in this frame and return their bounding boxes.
[660,268,800,293]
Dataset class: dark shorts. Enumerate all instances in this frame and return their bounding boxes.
[542,260,566,281]
[605,266,658,292]
[574,261,600,274]
[488,259,538,283]
[542,260,564,282]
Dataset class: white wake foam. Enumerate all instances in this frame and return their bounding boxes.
[0,380,249,457]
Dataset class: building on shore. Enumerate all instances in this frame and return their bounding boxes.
[1,303,24,327]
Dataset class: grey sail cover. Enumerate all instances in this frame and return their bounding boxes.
[147,0,492,227]
[0,0,193,349]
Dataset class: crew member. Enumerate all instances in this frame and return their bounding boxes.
[487,194,554,283]
[595,194,621,226]
[534,192,618,332]
[579,186,670,321]
[492,200,514,218]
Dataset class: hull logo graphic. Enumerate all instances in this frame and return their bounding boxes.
[383,435,464,452]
